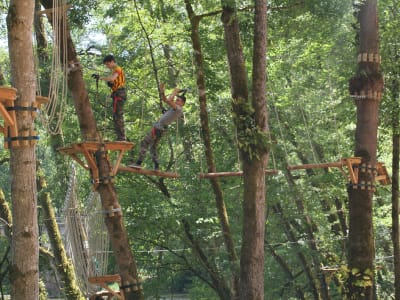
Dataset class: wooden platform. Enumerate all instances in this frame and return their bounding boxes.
[119,165,180,178]
[376,162,391,185]
[287,157,391,186]
[58,141,134,188]
[88,274,123,300]
[0,87,49,148]
[199,169,279,179]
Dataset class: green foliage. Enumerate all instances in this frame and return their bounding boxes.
[0,0,397,298]
[337,265,374,299]
[231,97,269,160]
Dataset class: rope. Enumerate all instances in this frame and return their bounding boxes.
[267,125,277,171]
[63,164,110,297]
[272,103,291,165]
[38,0,69,135]
[299,104,319,164]
[327,65,342,160]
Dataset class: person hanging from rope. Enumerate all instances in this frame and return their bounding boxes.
[92,54,127,141]
[128,83,186,171]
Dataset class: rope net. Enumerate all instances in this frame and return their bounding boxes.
[37,0,69,135]
[63,164,110,297]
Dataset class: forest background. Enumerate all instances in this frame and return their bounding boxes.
[0,0,398,299]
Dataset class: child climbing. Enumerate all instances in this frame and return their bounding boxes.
[92,55,127,141]
[128,83,186,170]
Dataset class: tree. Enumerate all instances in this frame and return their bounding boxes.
[6,0,39,298]
[220,0,269,299]
[38,1,144,299]
[184,2,239,299]
[347,0,383,298]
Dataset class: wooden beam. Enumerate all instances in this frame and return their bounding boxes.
[88,274,121,284]
[0,102,14,126]
[199,169,279,179]
[119,166,180,178]
[88,274,123,300]
[287,161,345,171]
[37,4,72,16]
[0,86,17,102]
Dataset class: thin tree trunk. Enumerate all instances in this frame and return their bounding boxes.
[266,241,306,299]
[286,171,330,300]
[272,203,320,299]
[184,2,239,298]
[182,220,232,300]
[347,0,383,298]
[7,1,39,299]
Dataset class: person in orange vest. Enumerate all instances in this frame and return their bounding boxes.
[92,55,127,141]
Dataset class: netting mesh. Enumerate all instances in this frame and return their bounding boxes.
[63,164,110,296]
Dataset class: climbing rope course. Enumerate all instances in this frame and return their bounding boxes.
[63,164,110,297]
[37,0,69,135]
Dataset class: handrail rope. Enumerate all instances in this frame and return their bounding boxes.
[327,65,342,160]
[267,124,277,171]
[271,102,291,165]
[234,127,241,171]
[299,104,319,164]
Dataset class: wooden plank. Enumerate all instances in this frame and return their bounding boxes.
[376,163,391,185]
[88,274,123,300]
[37,4,72,15]
[0,102,14,126]
[344,158,358,184]
[199,169,279,179]
[111,149,128,176]
[119,166,180,178]
[287,161,344,170]
[287,157,362,171]
[88,274,121,284]
[0,86,17,102]
[103,141,134,151]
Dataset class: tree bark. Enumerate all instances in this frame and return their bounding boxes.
[347,0,383,298]
[39,1,144,299]
[221,1,269,299]
[7,1,39,299]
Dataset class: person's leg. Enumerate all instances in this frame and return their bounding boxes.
[113,100,126,141]
[150,129,164,170]
[135,129,154,164]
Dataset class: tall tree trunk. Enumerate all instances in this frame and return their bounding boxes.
[7,1,39,299]
[347,0,383,298]
[184,2,239,298]
[390,79,400,298]
[39,1,143,299]
[221,1,269,299]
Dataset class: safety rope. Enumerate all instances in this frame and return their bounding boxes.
[38,0,69,135]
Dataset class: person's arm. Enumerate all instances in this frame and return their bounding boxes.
[100,70,119,82]
[160,84,180,109]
